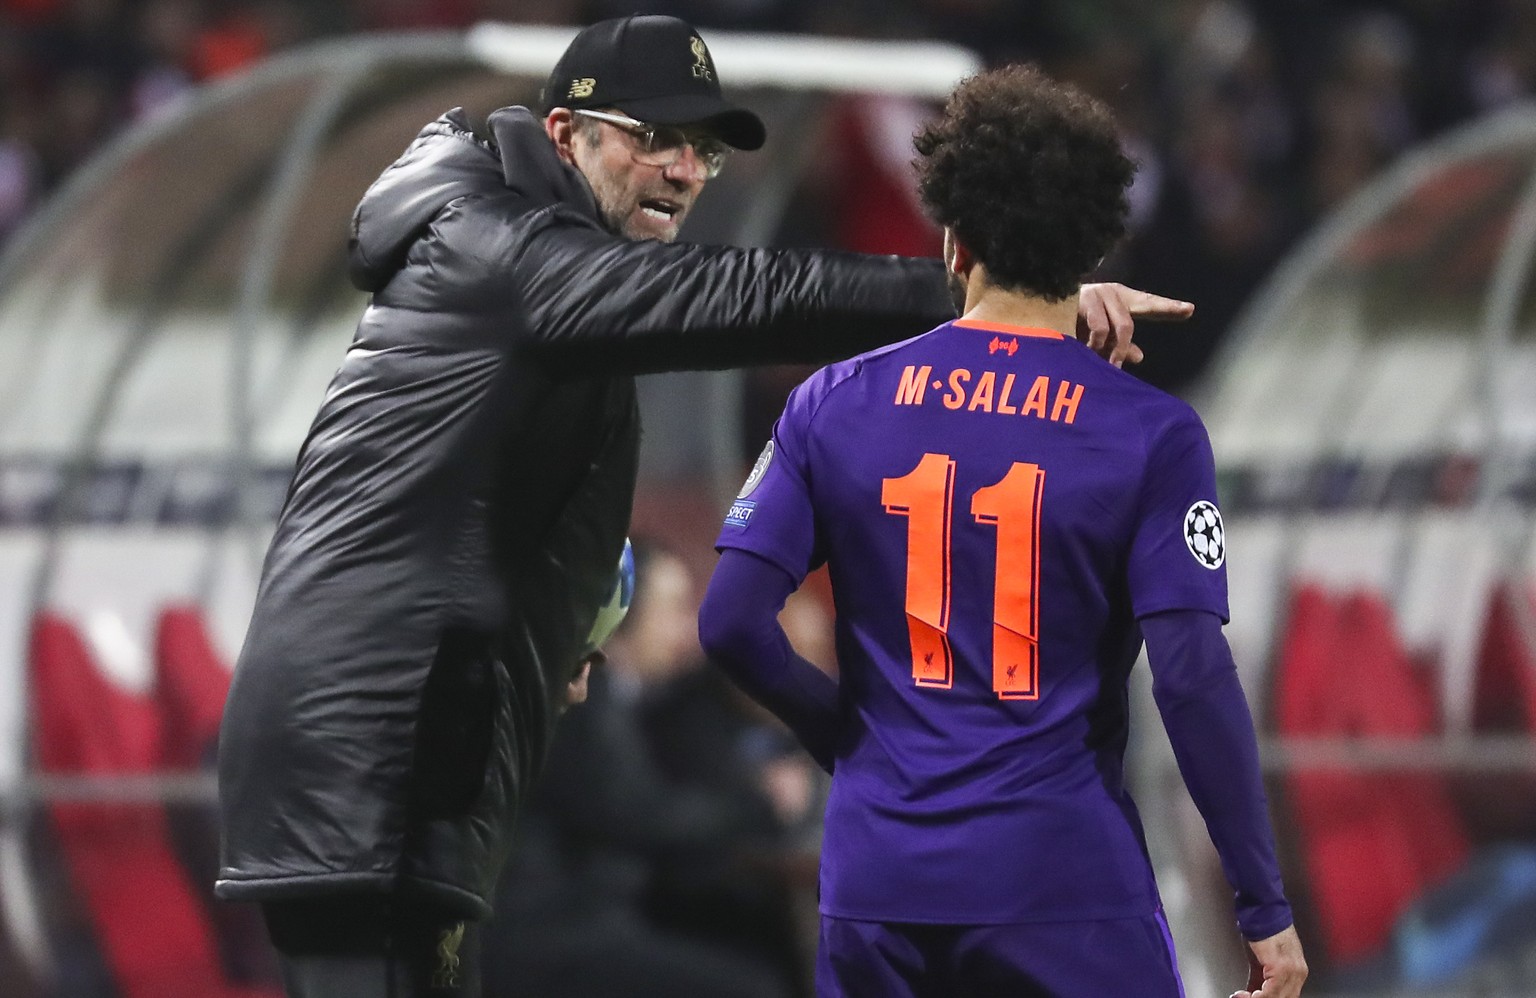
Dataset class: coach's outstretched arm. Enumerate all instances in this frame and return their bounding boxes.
[516,215,1192,376]
[1142,609,1309,998]
[356,106,1190,378]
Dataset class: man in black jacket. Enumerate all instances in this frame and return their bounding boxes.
[215,14,1190,998]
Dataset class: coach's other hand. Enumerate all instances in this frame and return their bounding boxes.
[1232,924,1307,998]
[565,656,596,709]
[1077,283,1194,368]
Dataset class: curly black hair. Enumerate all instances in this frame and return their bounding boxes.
[915,64,1134,301]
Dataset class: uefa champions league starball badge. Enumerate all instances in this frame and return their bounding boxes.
[739,441,774,498]
[1183,500,1225,569]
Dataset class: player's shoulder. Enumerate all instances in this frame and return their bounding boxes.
[1077,350,1203,421]
[787,327,944,421]
[842,325,944,381]
[1067,353,1210,460]
[1127,381,1212,464]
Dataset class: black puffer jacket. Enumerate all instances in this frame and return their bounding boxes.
[215,106,952,919]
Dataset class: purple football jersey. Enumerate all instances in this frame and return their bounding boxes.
[717,318,1228,923]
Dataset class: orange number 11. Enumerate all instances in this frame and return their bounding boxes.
[881,454,1045,700]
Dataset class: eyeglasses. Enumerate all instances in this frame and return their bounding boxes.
[573,108,732,179]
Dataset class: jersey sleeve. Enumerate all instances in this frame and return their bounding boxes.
[1127,405,1230,622]
[1144,610,1293,940]
[698,549,841,772]
[714,378,822,583]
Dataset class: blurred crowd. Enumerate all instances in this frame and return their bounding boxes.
[4,1,1536,390]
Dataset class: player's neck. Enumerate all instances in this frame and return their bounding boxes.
[959,273,1078,339]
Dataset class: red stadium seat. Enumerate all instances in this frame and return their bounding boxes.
[1273,585,1469,965]
[155,604,234,769]
[1472,585,1536,734]
[1452,585,1536,840]
[29,611,278,998]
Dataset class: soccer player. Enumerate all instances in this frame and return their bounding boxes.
[699,65,1308,998]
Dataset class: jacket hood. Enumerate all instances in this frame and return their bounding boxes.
[348,106,600,292]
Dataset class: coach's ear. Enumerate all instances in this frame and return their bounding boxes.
[546,108,578,165]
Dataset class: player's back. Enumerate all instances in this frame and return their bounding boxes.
[796,317,1220,924]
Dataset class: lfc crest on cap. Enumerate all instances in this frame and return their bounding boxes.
[690,36,714,81]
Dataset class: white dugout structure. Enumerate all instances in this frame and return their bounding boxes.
[2,21,1535,998]
[1165,101,1536,997]
[1207,101,1536,734]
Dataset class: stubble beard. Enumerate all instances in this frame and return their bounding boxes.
[946,269,967,315]
[597,190,679,243]
[584,164,680,243]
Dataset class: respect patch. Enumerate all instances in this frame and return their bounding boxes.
[724,499,757,528]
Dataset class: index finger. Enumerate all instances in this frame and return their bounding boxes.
[1121,290,1195,322]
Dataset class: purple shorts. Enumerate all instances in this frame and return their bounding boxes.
[816,910,1185,998]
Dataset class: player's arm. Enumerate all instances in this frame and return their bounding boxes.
[1234,924,1308,998]
[1143,609,1308,998]
[703,376,840,771]
[698,548,841,773]
[1127,405,1305,997]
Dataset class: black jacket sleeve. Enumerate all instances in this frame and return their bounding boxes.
[350,105,953,377]
[512,207,954,375]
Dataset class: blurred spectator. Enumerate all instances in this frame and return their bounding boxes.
[1306,11,1418,216]
[129,0,200,119]
[0,99,39,243]
[482,540,799,998]
[638,567,825,996]
[1468,1,1536,111]
[191,1,318,81]
[28,0,139,85]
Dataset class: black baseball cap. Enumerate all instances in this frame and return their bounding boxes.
[541,15,767,151]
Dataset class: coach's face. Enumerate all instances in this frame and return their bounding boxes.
[546,108,710,242]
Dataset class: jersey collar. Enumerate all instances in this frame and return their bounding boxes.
[952,318,1066,340]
